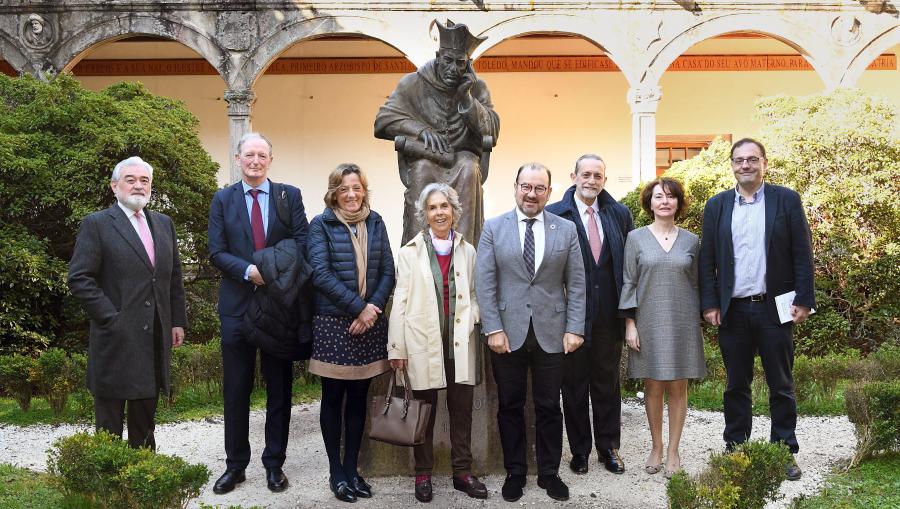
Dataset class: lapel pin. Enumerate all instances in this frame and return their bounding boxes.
[550,224,556,230]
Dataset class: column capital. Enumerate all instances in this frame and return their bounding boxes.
[627,86,662,114]
[224,89,256,116]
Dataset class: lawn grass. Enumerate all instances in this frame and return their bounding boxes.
[790,453,900,509]
[0,380,322,427]
[0,463,61,509]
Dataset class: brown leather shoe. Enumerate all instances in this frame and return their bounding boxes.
[599,449,626,474]
[452,474,488,499]
[415,475,433,503]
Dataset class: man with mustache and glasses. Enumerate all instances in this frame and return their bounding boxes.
[68,156,187,450]
[476,163,586,502]
[546,154,634,477]
[375,19,499,246]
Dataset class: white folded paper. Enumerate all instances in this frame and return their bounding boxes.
[774,291,816,324]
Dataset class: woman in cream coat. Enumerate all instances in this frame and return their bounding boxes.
[388,183,486,503]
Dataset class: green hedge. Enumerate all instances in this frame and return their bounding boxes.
[47,430,209,509]
[668,441,792,509]
[845,342,900,466]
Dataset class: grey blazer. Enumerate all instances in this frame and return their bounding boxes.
[475,209,586,353]
[68,205,187,400]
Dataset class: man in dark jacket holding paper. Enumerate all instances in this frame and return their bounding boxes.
[699,138,814,481]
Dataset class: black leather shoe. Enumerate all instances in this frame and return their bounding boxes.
[599,448,626,474]
[212,468,245,494]
[350,476,372,498]
[569,454,589,474]
[452,474,488,499]
[537,474,569,501]
[786,460,802,481]
[331,477,357,503]
[501,473,526,502]
[414,476,433,503]
[266,467,289,493]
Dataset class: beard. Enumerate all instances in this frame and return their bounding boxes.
[118,193,149,211]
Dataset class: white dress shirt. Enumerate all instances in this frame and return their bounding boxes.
[515,207,545,272]
[117,201,152,240]
[573,195,604,245]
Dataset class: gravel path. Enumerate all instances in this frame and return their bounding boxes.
[0,401,854,509]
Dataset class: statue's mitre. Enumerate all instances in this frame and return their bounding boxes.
[435,19,486,56]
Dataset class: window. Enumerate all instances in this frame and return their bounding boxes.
[656,134,732,175]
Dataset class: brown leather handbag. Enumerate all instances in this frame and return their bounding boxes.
[368,369,432,446]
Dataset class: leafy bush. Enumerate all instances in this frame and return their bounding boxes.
[845,342,900,466]
[668,441,792,509]
[0,73,218,354]
[792,350,857,402]
[0,353,37,411]
[47,430,210,509]
[167,339,222,407]
[623,90,900,355]
[34,348,82,417]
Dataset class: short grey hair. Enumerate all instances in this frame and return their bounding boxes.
[236,132,273,156]
[415,183,463,230]
[574,154,606,173]
[111,156,154,181]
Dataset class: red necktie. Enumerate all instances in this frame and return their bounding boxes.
[249,189,266,251]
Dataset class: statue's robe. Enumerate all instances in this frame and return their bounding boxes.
[375,60,499,245]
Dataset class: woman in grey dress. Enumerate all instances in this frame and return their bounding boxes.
[619,177,706,479]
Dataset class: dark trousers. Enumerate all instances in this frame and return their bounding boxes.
[412,355,475,476]
[562,323,623,454]
[220,314,294,470]
[491,324,564,476]
[719,299,799,453]
[94,395,158,449]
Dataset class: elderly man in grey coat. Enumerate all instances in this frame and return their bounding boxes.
[475,162,586,503]
[68,156,187,449]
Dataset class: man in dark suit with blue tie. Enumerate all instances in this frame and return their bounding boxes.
[700,138,814,481]
[208,132,309,494]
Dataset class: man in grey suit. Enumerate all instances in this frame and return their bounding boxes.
[68,156,187,450]
[475,162,586,502]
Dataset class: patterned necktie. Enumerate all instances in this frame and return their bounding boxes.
[587,208,602,264]
[523,218,536,278]
[135,210,155,267]
[249,189,266,251]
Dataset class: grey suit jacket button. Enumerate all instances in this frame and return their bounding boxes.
[142,324,149,331]
[145,300,151,307]
[152,277,157,283]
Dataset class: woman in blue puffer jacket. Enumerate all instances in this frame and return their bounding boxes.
[307,163,395,503]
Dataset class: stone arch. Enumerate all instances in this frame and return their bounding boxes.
[475,14,640,87]
[234,15,418,90]
[840,24,900,87]
[52,14,228,80]
[642,13,835,89]
[0,30,35,75]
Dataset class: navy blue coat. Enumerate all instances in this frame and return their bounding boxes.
[208,180,309,318]
[699,183,815,325]
[308,207,396,317]
[546,186,634,346]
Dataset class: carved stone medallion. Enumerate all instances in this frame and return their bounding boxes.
[21,13,54,50]
[216,11,257,51]
[831,15,861,47]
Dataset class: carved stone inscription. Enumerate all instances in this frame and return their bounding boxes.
[216,11,257,51]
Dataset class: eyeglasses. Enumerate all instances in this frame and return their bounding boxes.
[731,156,762,166]
[518,183,548,196]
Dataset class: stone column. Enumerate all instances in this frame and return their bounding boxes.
[627,85,662,184]
[224,88,256,183]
